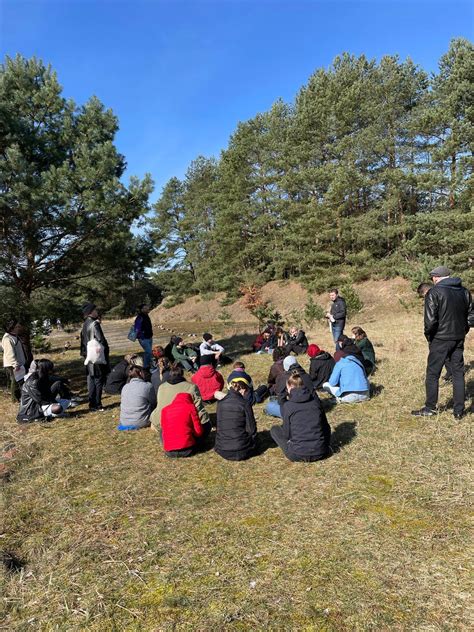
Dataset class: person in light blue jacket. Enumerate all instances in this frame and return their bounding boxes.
[323,354,370,403]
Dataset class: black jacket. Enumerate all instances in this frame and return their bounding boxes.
[105,359,129,394]
[135,313,153,339]
[17,375,54,422]
[267,359,285,394]
[275,364,315,406]
[286,330,309,349]
[309,352,335,389]
[424,278,472,341]
[80,317,110,376]
[280,386,331,458]
[215,389,257,454]
[330,296,346,328]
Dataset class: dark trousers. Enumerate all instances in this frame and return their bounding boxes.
[284,344,307,356]
[87,373,104,409]
[270,425,325,463]
[426,338,465,415]
[6,367,22,402]
[50,378,72,400]
[162,421,211,458]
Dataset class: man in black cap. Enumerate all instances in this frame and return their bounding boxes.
[80,303,110,411]
[412,266,472,420]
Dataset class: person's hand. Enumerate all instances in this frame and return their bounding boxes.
[216,351,222,359]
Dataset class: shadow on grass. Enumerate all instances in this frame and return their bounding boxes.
[370,383,384,397]
[330,420,357,452]
[444,376,474,414]
[218,333,256,358]
[255,429,279,455]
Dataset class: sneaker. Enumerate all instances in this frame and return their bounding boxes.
[453,411,464,420]
[411,407,437,417]
[89,407,105,412]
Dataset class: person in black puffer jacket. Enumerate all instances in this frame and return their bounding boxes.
[215,377,257,461]
[270,371,331,462]
[284,327,309,356]
[307,344,335,389]
[412,266,472,420]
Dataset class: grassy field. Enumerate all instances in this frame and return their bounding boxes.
[1,307,473,631]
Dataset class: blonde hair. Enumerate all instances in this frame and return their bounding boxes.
[286,371,304,389]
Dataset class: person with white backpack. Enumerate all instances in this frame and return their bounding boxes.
[80,303,109,411]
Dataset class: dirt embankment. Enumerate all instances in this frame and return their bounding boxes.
[150,278,415,325]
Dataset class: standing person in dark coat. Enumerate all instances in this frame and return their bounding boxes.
[80,303,109,411]
[270,372,331,462]
[412,266,472,420]
[215,377,257,461]
[326,288,347,349]
[284,327,309,355]
[307,344,335,389]
[264,355,314,418]
[134,304,153,368]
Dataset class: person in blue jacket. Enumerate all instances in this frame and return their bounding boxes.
[322,352,370,403]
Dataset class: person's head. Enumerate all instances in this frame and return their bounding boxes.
[129,365,145,380]
[417,282,432,298]
[203,332,213,343]
[152,345,165,359]
[138,303,150,314]
[329,288,339,302]
[286,371,304,393]
[233,361,245,369]
[200,354,214,367]
[307,344,321,358]
[337,334,352,349]
[272,348,284,362]
[174,337,184,348]
[429,265,451,285]
[36,358,54,380]
[351,327,366,341]
[283,355,297,372]
[82,302,98,319]
[169,363,184,380]
[157,356,170,372]
[289,326,298,336]
[229,377,250,396]
[263,332,271,340]
[3,317,18,334]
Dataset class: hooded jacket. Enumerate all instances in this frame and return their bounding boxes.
[424,277,472,341]
[280,386,331,458]
[191,365,225,400]
[267,359,285,394]
[309,352,336,389]
[327,355,369,397]
[150,376,209,429]
[275,364,315,406]
[161,393,205,451]
[17,374,55,422]
[215,389,257,454]
[105,359,129,394]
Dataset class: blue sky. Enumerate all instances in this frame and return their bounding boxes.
[1,0,472,202]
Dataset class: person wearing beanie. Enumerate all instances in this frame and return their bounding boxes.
[171,337,198,372]
[264,355,315,418]
[307,344,336,390]
[270,371,331,462]
[199,333,224,365]
[215,377,257,461]
[80,302,109,411]
[191,354,225,403]
[412,266,472,420]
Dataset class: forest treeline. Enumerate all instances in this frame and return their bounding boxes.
[152,38,473,301]
[0,39,472,325]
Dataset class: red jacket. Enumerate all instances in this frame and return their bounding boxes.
[161,393,205,451]
[191,365,225,401]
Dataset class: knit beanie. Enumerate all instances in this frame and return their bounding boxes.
[283,356,297,371]
[307,344,321,358]
[82,302,96,317]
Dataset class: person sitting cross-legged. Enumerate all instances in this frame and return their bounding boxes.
[160,392,209,458]
[191,354,225,404]
[351,327,376,375]
[270,371,331,462]
[172,337,199,373]
[284,327,309,356]
[307,344,335,390]
[214,377,257,462]
[17,359,71,423]
[264,355,314,419]
[117,362,156,430]
[323,351,370,404]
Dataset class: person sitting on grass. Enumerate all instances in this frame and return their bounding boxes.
[267,348,287,395]
[226,361,268,404]
[252,332,265,352]
[284,327,309,356]
[215,377,257,462]
[105,353,141,395]
[150,364,210,432]
[255,330,276,355]
[191,354,225,404]
[307,344,335,390]
[351,327,376,375]
[333,334,365,364]
[270,371,331,462]
[323,350,370,404]
[117,362,156,430]
[199,333,224,366]
[264,355,314,419]
[151,354,171,394]
[172,337,198,373]
[160,393,208,458]
[17,359,71,423]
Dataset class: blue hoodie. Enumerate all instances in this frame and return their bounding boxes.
[328,355,369,397]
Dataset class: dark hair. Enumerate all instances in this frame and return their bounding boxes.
[337,334,352,348]
[233,361,245,369]
[329,288,339,295]
[3,317,18,333]
[417,282,432,297]
[169,363,184,379]
[229,379,249,392]
[272,348,283,362]
[203,333,213,341]
[129,365,145,380]
[36,358,54,381]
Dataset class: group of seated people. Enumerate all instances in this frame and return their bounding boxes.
[253,325,309,356]
[16,325,375,464]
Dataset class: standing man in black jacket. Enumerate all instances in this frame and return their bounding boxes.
[80,303,110,411]
[326,289,347,350]
[412,266,472,420]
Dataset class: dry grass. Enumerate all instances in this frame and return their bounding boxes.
[1,308,473,631]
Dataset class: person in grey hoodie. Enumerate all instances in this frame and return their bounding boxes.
[118,365,156,430]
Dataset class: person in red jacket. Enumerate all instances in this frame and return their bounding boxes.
[160,392,208,458]
[191,355,225,403]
